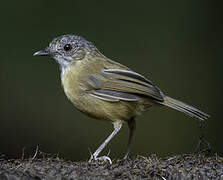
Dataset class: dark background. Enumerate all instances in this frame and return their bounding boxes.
[0,1,222,161]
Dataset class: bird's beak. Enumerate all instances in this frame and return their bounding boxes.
[33,49,50,56]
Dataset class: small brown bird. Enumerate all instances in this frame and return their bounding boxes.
[34,34,209,163]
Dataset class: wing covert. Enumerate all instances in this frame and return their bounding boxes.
[87,69,164,102]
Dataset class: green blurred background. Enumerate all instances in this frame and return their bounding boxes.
[0,0,221,161]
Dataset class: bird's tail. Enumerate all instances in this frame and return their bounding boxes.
[161,96,210,121]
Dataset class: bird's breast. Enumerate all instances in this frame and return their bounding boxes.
[60,61,107,120]
[61,62,86,103]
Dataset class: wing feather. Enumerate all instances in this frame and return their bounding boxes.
[89,93,119,102]
[102,69,163,101]
[92,89,139,101]
[87,69,164,102]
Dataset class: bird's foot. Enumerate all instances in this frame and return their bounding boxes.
[123,153,129,160]
[88,155,112,164]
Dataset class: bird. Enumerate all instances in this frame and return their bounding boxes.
[34,34,209,163]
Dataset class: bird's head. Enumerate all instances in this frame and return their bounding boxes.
[34,34,101,71]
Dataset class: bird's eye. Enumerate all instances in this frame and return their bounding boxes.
[64,44,72,51]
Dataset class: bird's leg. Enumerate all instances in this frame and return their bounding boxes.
[193,120,211,154]
[89,121,122,164]
[123,117,136,159]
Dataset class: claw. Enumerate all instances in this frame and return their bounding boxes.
[88,155,112,164]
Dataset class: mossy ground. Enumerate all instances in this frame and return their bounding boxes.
[0,152,222,180]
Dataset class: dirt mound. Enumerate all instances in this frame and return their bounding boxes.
[0,154,222,179]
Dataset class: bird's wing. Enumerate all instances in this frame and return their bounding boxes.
[87,68,164,102]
